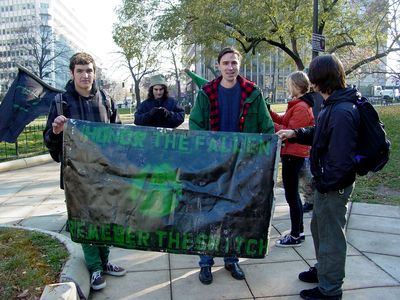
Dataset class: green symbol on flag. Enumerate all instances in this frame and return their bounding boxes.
[130,163,182,217]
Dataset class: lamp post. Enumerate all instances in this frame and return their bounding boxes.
[312,0,319,59]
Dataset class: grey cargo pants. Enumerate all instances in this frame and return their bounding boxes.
[311,183,354,296]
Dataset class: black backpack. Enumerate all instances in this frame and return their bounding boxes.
[354,96,390,176]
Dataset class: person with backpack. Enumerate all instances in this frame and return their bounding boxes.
[43,52,126,291]
[276,54,360,300]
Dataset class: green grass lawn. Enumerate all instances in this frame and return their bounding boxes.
[0,228,69,299]
[270,103,287,113]
[351,105,400,205]
[0,122,48,162]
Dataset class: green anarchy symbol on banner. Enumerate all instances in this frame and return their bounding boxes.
[129,163,182,218]
[13,85,41,112]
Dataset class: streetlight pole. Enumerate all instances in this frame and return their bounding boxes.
[312,0,319,59]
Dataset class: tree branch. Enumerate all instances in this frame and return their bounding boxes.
[327,41,357,53]
[346,47,400,75]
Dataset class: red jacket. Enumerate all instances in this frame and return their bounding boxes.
[271,96,314,157]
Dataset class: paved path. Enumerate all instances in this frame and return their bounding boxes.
[1,162,400,299]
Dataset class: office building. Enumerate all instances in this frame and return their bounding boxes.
[0,0,89,95]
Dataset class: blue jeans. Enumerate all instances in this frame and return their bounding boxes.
[312,183,354,296]
[199,255,238,267]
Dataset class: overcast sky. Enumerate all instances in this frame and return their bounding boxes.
[68,0,124,80]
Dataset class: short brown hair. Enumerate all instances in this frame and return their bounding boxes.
[69,52,96,72]
[287,71,310,95]
[308,54,346,95]
[217,47,242,63]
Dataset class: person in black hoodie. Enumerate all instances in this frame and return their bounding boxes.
[134,74,184,128]
[277,54,360,300]
[43,52,126,291]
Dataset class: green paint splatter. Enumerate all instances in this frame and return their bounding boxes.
[130,163,182,217]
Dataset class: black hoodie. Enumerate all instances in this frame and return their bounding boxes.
[299,92,315,108]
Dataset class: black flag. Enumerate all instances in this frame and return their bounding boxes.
[0,65,64,143]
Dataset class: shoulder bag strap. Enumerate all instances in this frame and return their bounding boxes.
[55,93,63,116]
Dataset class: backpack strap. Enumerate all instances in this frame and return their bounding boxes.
[55,93,64,116]
[100,89,113,121]
[49,93,65,164]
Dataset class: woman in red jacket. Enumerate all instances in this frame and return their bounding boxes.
[270,71,315,247]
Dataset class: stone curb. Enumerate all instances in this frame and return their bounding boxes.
[0,225,90,300]
[40,282,78,300]
[0,154,53,173]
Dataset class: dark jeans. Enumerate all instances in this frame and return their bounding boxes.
[281,155,305,237]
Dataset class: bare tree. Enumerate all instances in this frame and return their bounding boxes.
[14,19,72,81]
[100,80,126,104]
[113,7,159,106]
[160,42,183,101]
[114,45,159,106]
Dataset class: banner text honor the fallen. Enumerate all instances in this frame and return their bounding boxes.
[64,120,279,258]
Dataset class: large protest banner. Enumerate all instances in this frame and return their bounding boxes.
[64,120,280,258]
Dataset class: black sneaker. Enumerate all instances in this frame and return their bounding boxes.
[299,267,318,283]
[103,262,127,276]
[300,232,305,242]
[225,262,245,280]
[275,234,301,247]
[303,202,314,212]
[300,287,342,299]
[91,270,106,290]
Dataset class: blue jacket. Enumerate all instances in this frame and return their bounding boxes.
[134,97,184,128]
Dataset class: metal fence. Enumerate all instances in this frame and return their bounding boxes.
[0,121,48,162]
[0,112,134,163]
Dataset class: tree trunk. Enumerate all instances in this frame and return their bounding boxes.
[134,82,141,107]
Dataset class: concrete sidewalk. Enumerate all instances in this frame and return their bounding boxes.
[0,161,399,299]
